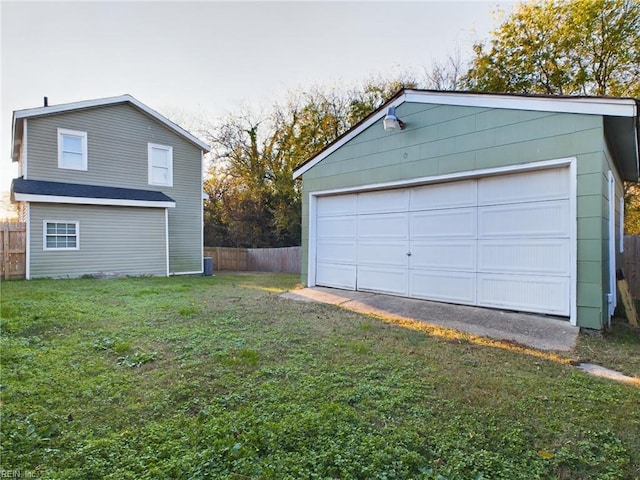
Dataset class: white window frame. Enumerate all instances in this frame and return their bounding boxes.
[58,128,88,171]
[148,143,173,187]
[43,220,80,251]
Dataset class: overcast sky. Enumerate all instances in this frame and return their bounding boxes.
[0,0,514,196]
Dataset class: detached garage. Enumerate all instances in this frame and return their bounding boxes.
[294,89,640,330]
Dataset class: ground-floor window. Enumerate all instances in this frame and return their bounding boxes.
[44,221,79,250]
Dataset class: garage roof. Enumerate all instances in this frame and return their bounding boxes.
[293,89,640,182]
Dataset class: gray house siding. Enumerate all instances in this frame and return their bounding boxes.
[301,103,613,329]
[29,203,167,278]
[25,104,203,274]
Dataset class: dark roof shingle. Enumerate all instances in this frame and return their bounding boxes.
[12,178,175,203]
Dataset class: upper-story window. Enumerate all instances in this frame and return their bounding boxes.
[148,143,173,187]
[58,128,88,171]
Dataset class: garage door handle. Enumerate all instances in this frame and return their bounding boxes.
[406,252,412,256]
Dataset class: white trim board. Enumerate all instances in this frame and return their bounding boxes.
[404,90,637,117]
[310,157,575,197]
[305,157,578,325]
[165,208,170,277]
[25,203,31,280]
[13,193,176,209]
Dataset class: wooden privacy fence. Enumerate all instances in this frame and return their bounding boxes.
[623,236,640,297]
[204,246,301,274]
[1,222,26,280]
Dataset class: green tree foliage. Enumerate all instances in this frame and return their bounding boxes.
[204,77,420,247]
[463,0,640,97]
[464,0,640,233]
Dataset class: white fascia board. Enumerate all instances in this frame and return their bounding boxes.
[13,94,211,152]
[293,94,406,179]
[25,203,31,280]
[403,90,638,117]
[13,193,176,208]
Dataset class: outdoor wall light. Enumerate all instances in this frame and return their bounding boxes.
[383,106,405,131]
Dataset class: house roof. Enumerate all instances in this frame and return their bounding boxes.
[11,177,176,208]
[293,89,640,182]
[11,94,210,162]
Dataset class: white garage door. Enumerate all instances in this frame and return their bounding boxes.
[315,167,571,316]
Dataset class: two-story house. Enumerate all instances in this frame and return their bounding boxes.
[10,95,210,279]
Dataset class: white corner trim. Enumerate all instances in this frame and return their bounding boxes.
[306,192,318,287]
[200,150,204,269]
[165,208,170,277]
[23,119,28,178]
[13,193,176,208]
[569,158,578,327]
[620,196,625,254]
[608,170,617,324]
[25,203,30,279]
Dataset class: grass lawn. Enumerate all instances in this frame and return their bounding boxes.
[1,273,639,480]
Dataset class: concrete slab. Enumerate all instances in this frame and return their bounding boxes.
[577,363,640,385]
[282,286,580,352]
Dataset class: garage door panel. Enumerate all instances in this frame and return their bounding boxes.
[317,216,357,239]
[359,241,408,267]
[358,189,409,214]
[478,168,569,206]
[317,263,356,290]
[410,208,477,238]
[478,200,570,238]
[317,240,357,264]
[317,194,357,216]
[358,212,408,239]
[477,273,570,315]
[409,270,476,304]
[410,240,476,271]
[478,239,570,275]
[411,180,477,210]
[358,265,408,296]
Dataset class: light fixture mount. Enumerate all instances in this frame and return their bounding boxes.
[383,106,405,131]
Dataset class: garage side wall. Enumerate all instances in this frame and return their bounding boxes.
[29,203,167,278]
[301,103,608,328]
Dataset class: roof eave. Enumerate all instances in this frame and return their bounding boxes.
[11,94,211,153]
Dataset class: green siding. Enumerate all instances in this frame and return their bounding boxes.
[29,203,166,278]
[25,104,203,274]
[301,102,614,329]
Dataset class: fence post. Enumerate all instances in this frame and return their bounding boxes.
[3,223,9,281]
